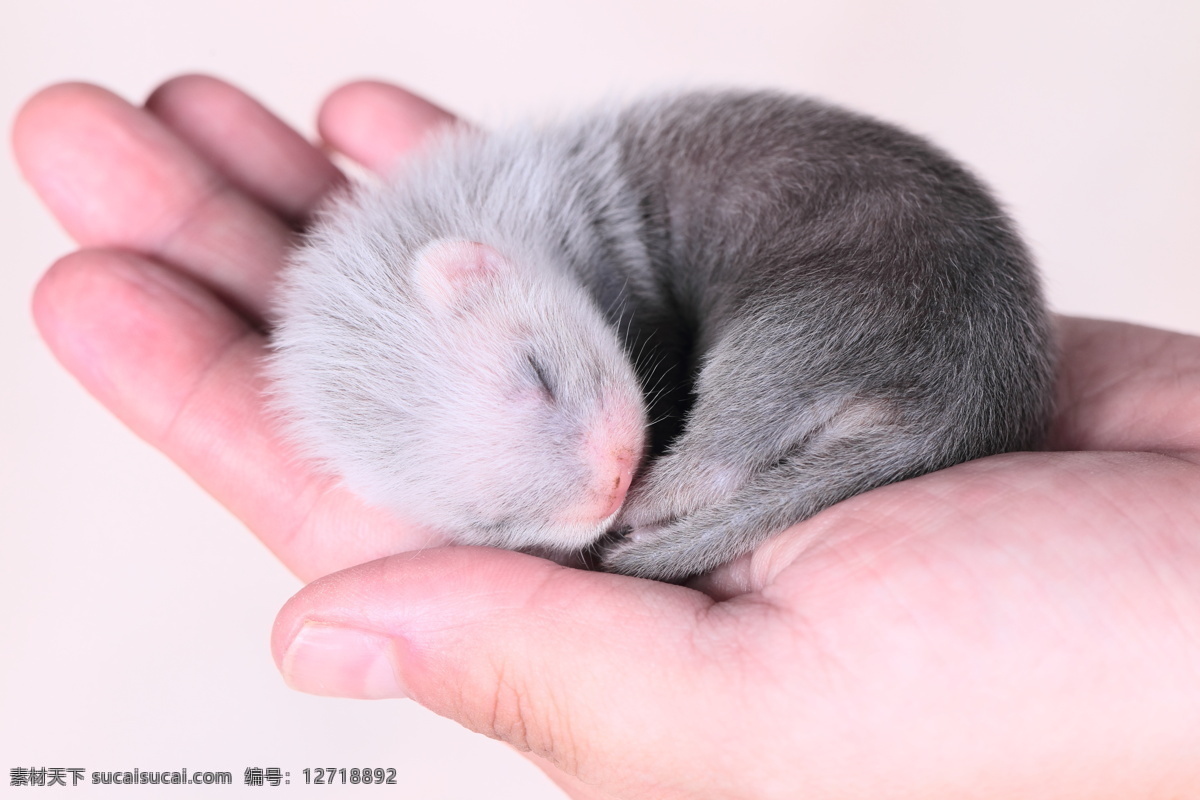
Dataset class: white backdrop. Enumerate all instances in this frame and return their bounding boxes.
[3,1,1197,797]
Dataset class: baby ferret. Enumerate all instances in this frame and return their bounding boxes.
[268,90,1055,581]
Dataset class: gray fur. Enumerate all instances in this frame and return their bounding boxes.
[269,90,1055,581]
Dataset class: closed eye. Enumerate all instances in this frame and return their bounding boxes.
[525,353,558,403]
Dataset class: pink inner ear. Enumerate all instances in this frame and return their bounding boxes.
[414,240,510,308]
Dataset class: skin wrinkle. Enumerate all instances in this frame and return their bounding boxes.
[1013,460,1200,649]
[145,76,344,225]
[1050,327,1116,443]
[170,335,330,555]
[1159,508,1200,643]
[1149,354,1200,452]
[522,571,708,768]
[536,679,587,783]
[683,600,740,675]
[150,166,228,263]
[809,539,1077,776]
[838,545,934,654]
[272,471,350,572]
[1105,546,1177,659]
[897,536,992,648]
[1122,467,1200,656]
[749,491,931,598]
[155,312,254,446]
[708,575,838,732]
[489,658,535,751]
[1057,323,1200,456]
[1010,455,1099,499]
[435,566,586,761]
[709,603,804,716]
[158,181,291,324]
[1157,446,1200,470]
[97,112,291,321]
[1084,454,1172,532]
[45,251,252,435]
[704,586,858,796]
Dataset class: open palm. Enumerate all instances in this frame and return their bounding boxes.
[16,76,1200,798]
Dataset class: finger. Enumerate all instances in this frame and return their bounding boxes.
[317,80,462,174]
[32,249,440,580]
[145,74,345,224]
[1052,316,1200,459]
[272,547,734,793]
[14,83,290,322]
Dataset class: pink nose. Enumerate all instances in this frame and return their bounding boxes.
[556,389,645,526]
[557,445,637,525]
[595,449,637,520]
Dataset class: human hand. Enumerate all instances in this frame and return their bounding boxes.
[17,77,1200,798]
[16,75,462,581]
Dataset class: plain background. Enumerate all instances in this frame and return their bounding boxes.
[3,1,1197,796]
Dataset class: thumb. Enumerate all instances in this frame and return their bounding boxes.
[271,546,721,783]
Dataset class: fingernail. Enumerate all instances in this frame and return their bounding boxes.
[281,623,409,699]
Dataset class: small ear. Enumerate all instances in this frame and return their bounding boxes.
[413,240,512,309]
